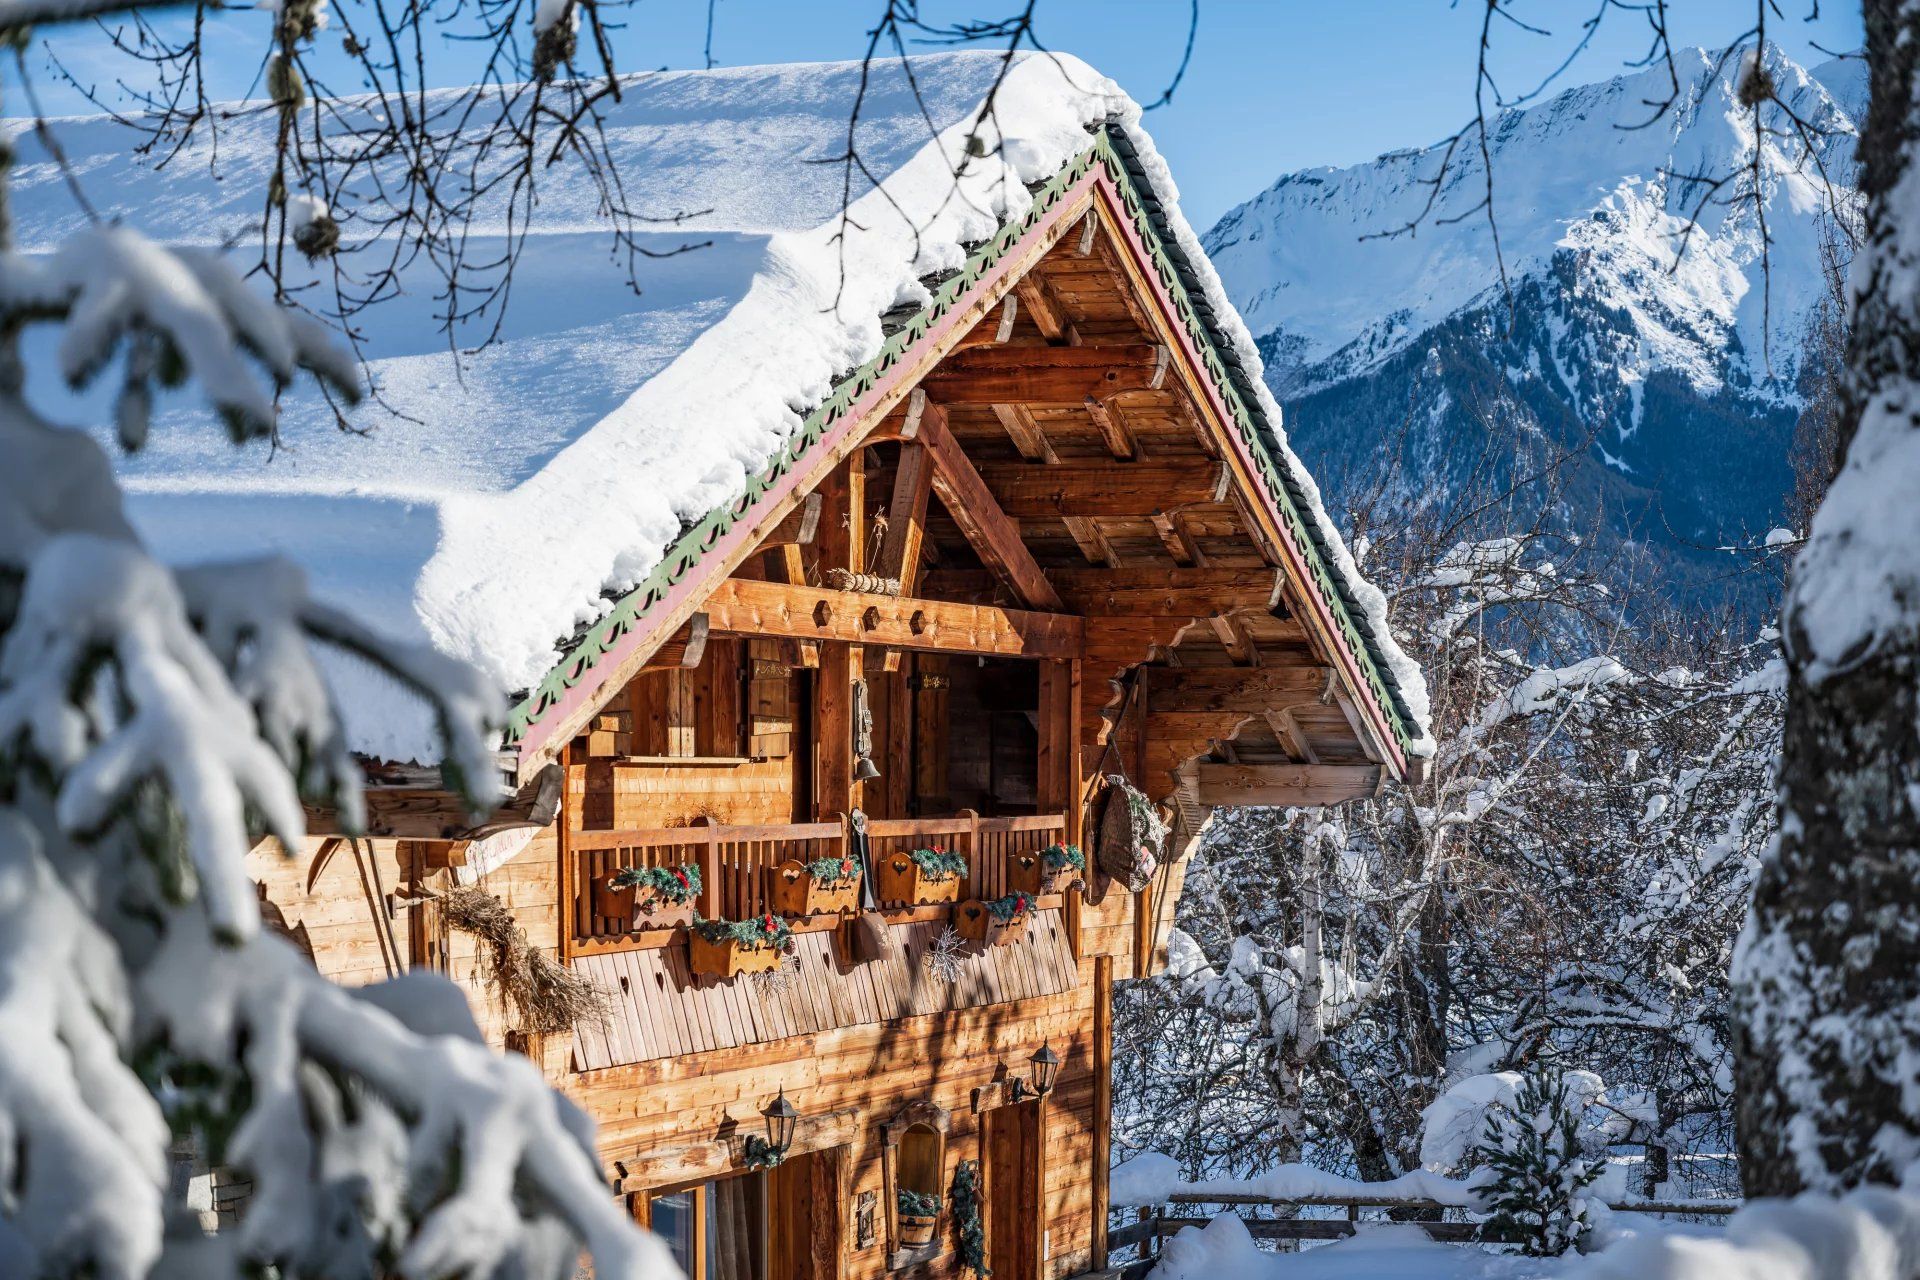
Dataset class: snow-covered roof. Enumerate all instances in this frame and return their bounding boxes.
[11,52,1431,766]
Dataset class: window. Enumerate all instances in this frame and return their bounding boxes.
[649,1173,768,1280]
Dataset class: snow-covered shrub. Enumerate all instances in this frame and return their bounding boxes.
[1468,1070,1606,1256]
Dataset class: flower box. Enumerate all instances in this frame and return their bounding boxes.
[875,847,967,907]
[1007,843,1085,898]
[592,863,702,929]
[689,914,792,979]
[954,893,1033,947]
[769,855,863,917]
[897,1190,942,1248]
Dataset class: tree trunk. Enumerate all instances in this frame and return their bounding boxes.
[1736,0,1920,1197]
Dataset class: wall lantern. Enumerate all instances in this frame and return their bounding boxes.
[744,1088,800,1168]
[1009,1043,1061,1102]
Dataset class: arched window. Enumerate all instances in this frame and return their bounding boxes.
[880,1100,951,1267]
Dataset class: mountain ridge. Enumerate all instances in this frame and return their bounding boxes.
[1203,44,1859,617]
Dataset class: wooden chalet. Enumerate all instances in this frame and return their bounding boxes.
[170,52,1429,1280]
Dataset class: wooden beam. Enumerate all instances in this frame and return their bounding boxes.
[762,492,823,547]
[1191,762,1382,808]
[1083,394,1139,460]
[1062,517,1117,568]
[1053,566,1285,618]
[1145,665,1335,713]
[1151,512,1203,567]
[917,397,1065,611]
[639,614,709,671]
[990,403,1060,463]
[953,294,1020,350]
[1207,612,1258,665]
[303,763,563,841]
[976,459,1227,519]
[1265,707,1319,763]
[875,442,935,593]
[705,578,1082,660]
[1091,954,1113,1269]
[1015,273,1071,344]
[919,344,1168,404]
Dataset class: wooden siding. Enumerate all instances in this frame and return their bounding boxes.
[572,911,1078,1070]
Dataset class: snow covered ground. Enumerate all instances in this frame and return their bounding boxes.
[1149,1219,1566,1280]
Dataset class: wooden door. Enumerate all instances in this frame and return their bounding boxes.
[985,1102,1043,1280]
[767,1146,844,1280]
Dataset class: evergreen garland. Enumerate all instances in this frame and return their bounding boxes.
[691,912,794,952]
[1470,1069,1603,1256]
[908,846,969,880]
[896,1188,942,1218]
[950,1159,989,1276]
[1039,843,1085,872]
[983,892,1033,924]
[804,853,862,887]
[608,862,703,904]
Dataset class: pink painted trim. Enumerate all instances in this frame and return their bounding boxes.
[516,169,1103,771]
[1087,176,1411,780]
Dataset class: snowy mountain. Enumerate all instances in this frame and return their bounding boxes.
[1204,46,1860,616]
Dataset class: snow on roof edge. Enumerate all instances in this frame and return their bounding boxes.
[1096,125,1434,756]
[504,72,1433,766]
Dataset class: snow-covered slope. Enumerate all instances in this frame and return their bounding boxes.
[1205,46,1857,608]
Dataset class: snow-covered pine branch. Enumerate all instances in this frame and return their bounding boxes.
[0,220,666,1277]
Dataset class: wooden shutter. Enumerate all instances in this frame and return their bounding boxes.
[747,639,794,758]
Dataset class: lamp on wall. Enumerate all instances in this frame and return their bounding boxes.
[743,1088,800,1168]
[1008,1043,1061,1102]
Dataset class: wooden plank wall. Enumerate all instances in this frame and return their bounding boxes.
[574,961,1106,1279]
[248,832,565,1050]
[572,912,1078,1070]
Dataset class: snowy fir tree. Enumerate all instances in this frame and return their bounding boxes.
[0,0,677,1273]
[1467,1070,1604,1257]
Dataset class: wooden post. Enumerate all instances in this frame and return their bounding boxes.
[1092,954,1113,1268]
[815,453,866,815]
[816,642,857,819]
[696,819,721,920]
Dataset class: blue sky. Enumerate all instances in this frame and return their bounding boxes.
[25,1,1864,229]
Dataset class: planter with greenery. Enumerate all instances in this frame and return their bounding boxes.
[876,845,968,906]
[592,862,703,927]
[769,853,864,918]
[1008,842,1084,897]
[896,1188,943,1248]
[955,892,1033,947]
[688,913,794,978]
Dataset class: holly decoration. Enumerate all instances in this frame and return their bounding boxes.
[983,892,1032,924]
[692,912,794,953]
[1039,844,1085,873]
[908,846,968,880]
[805,854,862,887]
[609,862,703,905]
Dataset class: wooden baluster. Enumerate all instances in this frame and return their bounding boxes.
[697,819,721,921]
[961,809,981,900]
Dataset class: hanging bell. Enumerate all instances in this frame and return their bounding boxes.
[852,677,881,781]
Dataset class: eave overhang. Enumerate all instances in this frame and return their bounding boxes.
[502,128,1423,785]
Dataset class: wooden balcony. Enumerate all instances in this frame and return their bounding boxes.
[566,811,1067,954]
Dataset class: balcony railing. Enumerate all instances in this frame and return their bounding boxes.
[568,811,1067,949]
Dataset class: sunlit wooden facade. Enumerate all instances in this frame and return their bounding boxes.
[257,128,1423,1280]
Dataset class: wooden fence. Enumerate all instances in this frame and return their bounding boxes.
[1102,1191,1741,1264]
